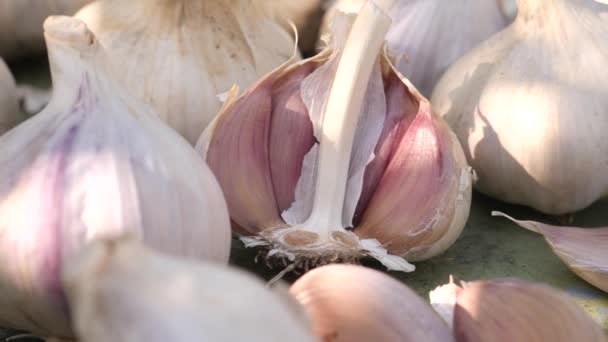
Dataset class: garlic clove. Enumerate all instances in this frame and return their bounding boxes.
[356,93,473,262]
[431,278,608,342]
[290,264,454,342]
[431,0,608,214]
[0,57,20,134]
[0,16,231,338]
[63,235,315,342]
[493,211,608,293]
[76,0,298,144]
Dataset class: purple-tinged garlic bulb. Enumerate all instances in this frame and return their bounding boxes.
[198,1,473,272]
[0,16,231,339]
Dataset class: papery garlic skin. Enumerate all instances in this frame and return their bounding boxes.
[290,264,454,342]
[431,278,607,342]
[0,58,20,134]
[63,236,315,342]
[494,212,608,293]
[76,0,298,144]
[199,4,472,272]
[322,0,513,96]
[0,0,93,59]
[431,0,608,214]
[0,16,231,338]
[263,0,324,53]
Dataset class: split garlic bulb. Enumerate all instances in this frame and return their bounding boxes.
[64,236,315,342]
[290,264,454,342]
[0,0,92,59]
[0,16,231,339]
[431,0,608,214]
[0,58,20,134]
[430,278,607,341]
[76,0,298,144]
[199,3,473,272]
[322,0,514,96]
[494,212,608,293]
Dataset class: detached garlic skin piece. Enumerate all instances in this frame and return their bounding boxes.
[63,236,315,342]
[0,58,20,134]
[494,212,608,293]
[322,0,513,96]
[0,16,231,338]
[430,278,607,342]
[0,0,93,59]
[431,0,608,214]
[263,0,324,53]
[290,264,454,342]
[76,0,298,144]
[199,2,473,272]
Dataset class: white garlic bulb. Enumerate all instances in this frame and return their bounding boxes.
[432,0,608,214]
[76,0,298,144]
[199,4,472,272]
[0,58,20,134]
[0,16,231,339]
[322,0,514,96]
[0,0,93,59]
[64,235,315,342]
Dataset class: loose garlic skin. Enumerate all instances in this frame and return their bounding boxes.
[290,264,454,342]
[0,58,20,134]
[431,0,608,214]
[0,16,231,339]
[322,0,514,96]
[0,0,93,59]
[76,0,298,144]
[63,236,315,342]
[200,5,472,272]
[430,278,607,342]
[263,0,324,53]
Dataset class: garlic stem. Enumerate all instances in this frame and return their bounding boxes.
[301,0,391,236]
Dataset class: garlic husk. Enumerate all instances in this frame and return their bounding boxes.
[63,235,315,342]
[430,278,607,342]
[199,2,473,272]
[290,264,454,342]
[0,57,20,134]
[0,16,231,338]
[263,0,324,54]
[494,211,608,293]
[75,0,298,144]
[431,0,608,214]
[0,0,93,59]
[322,0,514,96]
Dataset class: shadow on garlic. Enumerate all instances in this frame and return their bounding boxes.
[431,0,608,214]
[198,1,473,273]
[63,235,315,342]
[0,58,20,134]
[0,16,231,339]
[494,211,608,293]
[430,277,607,342]
[75,0,299,144]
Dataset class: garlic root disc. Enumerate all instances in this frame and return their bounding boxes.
[0,16,231,338]
[431,0,608,214]
[290,264,454,342]
[76,0,299,144]
[494,211,608,293]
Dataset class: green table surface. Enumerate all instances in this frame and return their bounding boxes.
[3,56,607,340]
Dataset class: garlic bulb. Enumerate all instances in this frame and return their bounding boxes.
[322,0,514,96]
[76,0,298,144]
[494,212,608,293]
[199,2,473,272]
[430,278,607,341]
[63,235,315,342]
[0,58,20,134]
[0,0,93,59]
[290,264,454,342]
[0,16,231,338]
[264,0,324,54]
[431,0,608,214]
